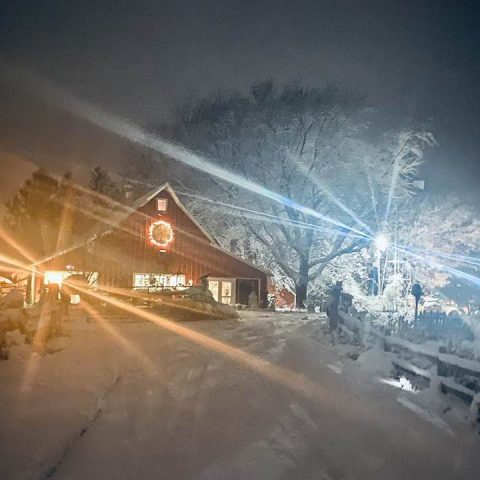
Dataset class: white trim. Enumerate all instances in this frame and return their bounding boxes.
[164,185,218,244]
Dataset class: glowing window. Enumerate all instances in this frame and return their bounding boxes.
[133,273,186,289]
[157,198,168,212]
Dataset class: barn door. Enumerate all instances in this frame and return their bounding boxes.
[208,278,235,305]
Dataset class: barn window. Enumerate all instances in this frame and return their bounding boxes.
[133,273,186,289]
[157,198,168,212]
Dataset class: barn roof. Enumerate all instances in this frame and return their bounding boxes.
[132,182,218,245]
[35,182,271,276]
[129,183,271,276]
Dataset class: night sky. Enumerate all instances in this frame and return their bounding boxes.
[1,0,480,205]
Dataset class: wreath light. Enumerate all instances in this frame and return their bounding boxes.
[148,220,174,248]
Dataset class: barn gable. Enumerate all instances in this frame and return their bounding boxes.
[33,182,270,306]
[130,183,217,245]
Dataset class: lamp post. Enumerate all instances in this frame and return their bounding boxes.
[411,282,423,322]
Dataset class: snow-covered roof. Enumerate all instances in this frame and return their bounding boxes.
[0,275,14,285]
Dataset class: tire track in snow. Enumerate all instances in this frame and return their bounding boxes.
[40,373,122,479]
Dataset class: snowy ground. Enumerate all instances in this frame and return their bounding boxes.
[1,309,479,480]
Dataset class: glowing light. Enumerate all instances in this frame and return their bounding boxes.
[44,270,69,286]
[374,233,390,252]
[148,220,174,248]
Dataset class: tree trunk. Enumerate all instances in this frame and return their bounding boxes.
[295,257,309,309]
[295,283,307,309]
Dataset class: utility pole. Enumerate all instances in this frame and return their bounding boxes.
[374,233,390,296]
[376,249,381,296]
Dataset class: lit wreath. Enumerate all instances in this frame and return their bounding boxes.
[148,220,174,248]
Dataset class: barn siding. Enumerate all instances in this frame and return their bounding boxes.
[44,188,269,305]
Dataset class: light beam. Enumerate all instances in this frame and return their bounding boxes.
[4,64,372,240]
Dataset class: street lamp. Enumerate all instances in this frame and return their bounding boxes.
[374,233,390,252]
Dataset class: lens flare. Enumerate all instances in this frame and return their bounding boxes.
[59,282,338,410]
[177,191,366,239]
[80,301,157,373]
[398,246,480,288]
[403,245,480,269]
[295,163,374,235]
[4,64,371,240]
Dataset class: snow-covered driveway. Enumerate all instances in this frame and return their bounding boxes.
[1,310,478,479]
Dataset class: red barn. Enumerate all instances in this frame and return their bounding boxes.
[31,183,269,306]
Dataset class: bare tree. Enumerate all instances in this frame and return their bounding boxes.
[162,82,434,307]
